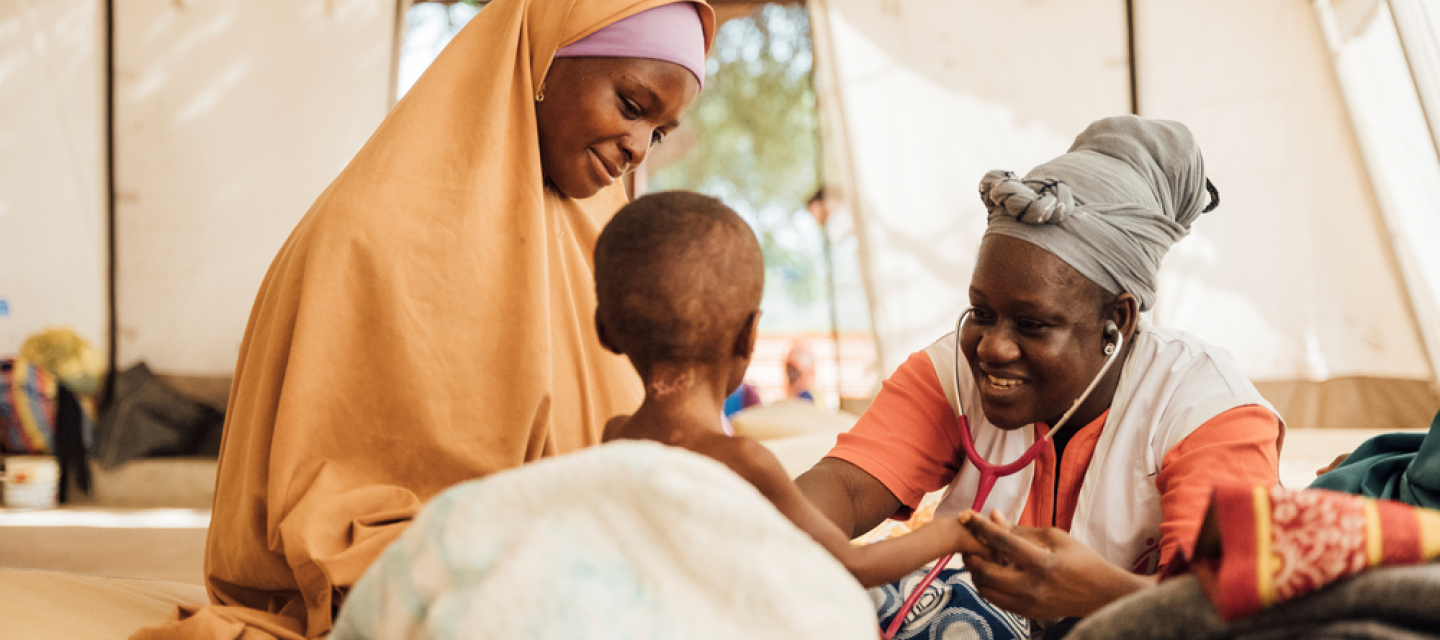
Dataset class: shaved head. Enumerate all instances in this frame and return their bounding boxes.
[595,191,764,368]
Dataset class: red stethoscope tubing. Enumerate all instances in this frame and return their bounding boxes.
[880,414,1047,640]
[878,314,1122,640]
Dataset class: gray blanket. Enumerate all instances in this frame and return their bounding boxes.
[1069,564,1440,639]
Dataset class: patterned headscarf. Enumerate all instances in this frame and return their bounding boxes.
[979,115,1217,311]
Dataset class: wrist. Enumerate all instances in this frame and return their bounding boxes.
[1084,569,1154,616]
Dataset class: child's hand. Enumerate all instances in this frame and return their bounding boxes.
[944,514,989,557]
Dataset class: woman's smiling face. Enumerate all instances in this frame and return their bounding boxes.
[959,235,1122,431]
[535,56,700,199]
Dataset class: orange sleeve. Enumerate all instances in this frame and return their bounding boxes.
[1155,405,1282,572]
[826,350,962,510]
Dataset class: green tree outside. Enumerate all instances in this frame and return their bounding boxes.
[647,5,829,324]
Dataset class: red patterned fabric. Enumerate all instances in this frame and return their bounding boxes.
[1186,484,1440,621]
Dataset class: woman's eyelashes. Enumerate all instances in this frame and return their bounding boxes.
[620,95,642,119]
[1016,319,1049,335]
[618,94,664,146]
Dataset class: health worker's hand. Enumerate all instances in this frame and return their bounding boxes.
[958,510,1155,619]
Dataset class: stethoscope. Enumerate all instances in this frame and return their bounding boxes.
[881,310,1125,639]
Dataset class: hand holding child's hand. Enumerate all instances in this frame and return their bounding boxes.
[956,509,1153,619]
[945,514,989,557]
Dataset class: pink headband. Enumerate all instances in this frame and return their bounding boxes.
[554,2,707,89]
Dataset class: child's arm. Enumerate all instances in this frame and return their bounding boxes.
[713,437,984,588]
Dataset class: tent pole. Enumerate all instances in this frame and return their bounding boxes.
[808,0,886,383]
[103,0,118,408]
[389,0,412,111]
[805,10,844,410]
[822,219,841,407]
[1126,0,1138,115]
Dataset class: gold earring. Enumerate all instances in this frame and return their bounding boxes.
[535,81,545,103]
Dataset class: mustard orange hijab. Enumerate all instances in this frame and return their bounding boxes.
[134,1,714,637]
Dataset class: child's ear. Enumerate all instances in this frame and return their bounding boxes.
[733,310,761,360]
[595,310,622,355]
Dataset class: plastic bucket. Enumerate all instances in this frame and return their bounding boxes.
[2,455,60,509]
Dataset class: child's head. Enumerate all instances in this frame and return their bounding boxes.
[594,191,763,389]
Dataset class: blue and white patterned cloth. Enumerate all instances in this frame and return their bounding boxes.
[332,441,879,640]
[872,565,1030,640]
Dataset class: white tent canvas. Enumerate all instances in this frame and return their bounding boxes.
[1,0,395,376]
[110,0,396,374]
[810,0,1440,430]
[0,0,107,356]
[5,0,1437,432]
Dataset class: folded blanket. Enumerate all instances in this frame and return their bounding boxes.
[1184,484,1440,621]
[331,441,877,639]
[1070,565,1440,640]
[1310,408,1440,507]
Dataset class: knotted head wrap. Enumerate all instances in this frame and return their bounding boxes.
[979,115,1217,311]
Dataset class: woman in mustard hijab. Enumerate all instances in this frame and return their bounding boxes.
[134,2,715,638]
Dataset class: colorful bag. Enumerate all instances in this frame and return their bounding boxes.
[1,356,93,500]
[0,358,58,454]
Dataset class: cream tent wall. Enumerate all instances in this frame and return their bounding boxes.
[1,0,396,378]
[8,0,1438,431]
[113,0,396,375]
[1143,0,1440,430]
[807,0,1131,375]
[0,0,107,356]
[811,0,1440,430]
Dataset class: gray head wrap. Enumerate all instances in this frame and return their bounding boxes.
[978,115,1214,311]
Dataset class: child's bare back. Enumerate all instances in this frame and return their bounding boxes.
[593,192,980,588]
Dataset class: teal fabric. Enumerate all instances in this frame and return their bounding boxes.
[1309,409,1440,508]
